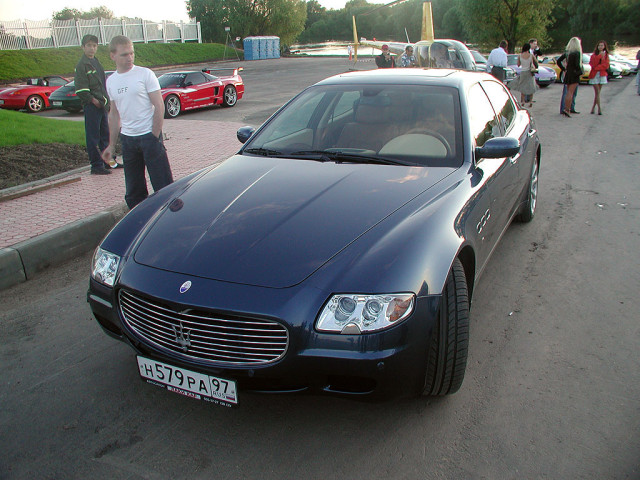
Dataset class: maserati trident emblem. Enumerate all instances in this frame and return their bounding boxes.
[179,281,192,294]
[172,322,192,352]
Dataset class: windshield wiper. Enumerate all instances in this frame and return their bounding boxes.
[289,150,415,166]
[243,147,283,156]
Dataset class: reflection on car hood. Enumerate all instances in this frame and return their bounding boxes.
[134,154,453,288]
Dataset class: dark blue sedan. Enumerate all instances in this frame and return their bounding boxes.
[88,68,540,406]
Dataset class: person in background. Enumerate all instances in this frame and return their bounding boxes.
[487,40,508,82]
[375,45,395,68]
[557,51,578,114]
[101,35,173,209]
[588,40,609,115]
[509,43,538,108]
[529,38,541,59]
[400,45,417,67]
[75,34,112,175]
[561,37,583,118]
[636,49,640,95]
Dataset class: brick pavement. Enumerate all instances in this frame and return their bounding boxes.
[0,120,244,249]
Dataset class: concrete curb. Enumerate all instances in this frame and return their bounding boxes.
[0,203,128,291]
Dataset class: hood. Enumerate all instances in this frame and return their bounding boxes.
[133,155,452,288]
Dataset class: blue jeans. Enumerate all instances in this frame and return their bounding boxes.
[120,132,174,209]
[84,103,109,170]
[560,83,577,112]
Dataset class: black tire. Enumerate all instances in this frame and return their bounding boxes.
[26,95,44,113]
[423,258,469,396]
[516,159,539,223]
[222,85,237,107]
[164,95,181,118]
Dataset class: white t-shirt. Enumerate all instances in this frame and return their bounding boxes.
[106,65,160,136]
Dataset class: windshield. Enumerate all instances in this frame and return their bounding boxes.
[243,84,463,167]
[507,55,519,66]
[158,73,186,88]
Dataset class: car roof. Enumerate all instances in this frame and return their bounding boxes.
[313,68,493,88]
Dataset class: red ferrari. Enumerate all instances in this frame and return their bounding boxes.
[0,76,69,113]
[158,67,244,118]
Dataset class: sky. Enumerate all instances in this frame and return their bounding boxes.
[0,0,384,23]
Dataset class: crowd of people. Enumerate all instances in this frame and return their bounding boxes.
[374,37,640,115]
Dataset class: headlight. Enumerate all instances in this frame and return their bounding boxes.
[91,247,120,287]
[316,293,415,334]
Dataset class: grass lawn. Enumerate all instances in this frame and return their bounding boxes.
[0,109,85,147]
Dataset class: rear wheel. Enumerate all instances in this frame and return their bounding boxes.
[164,95,181,118]
[422,258,469,396]
[222,85,237,107]
[516,158,539,223]
[26,95,44,113]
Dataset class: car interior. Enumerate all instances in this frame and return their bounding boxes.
[256,85,462,167]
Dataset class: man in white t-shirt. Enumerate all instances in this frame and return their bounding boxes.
[101,35,173,209]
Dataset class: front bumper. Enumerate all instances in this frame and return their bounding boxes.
[88,265,441,400]
[0,97,25,109]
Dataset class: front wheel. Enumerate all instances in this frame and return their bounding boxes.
[222,85,237,107]
[422,258,469,396]
[26,95,44,113]
[164,95,181,118]
[516,159,539,223]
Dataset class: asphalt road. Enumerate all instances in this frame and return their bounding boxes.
[4,61,640,479]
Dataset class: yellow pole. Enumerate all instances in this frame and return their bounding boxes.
[421,2,434,42]
[353,15,359,62]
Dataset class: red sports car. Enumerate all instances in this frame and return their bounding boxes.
[158,67,244,118]
[0,76,69,113]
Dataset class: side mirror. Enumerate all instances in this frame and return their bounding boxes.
[184,81,193,87]
[237,126,256,144]
[475,137,520,160]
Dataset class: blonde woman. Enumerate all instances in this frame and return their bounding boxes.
[561,37,583,118]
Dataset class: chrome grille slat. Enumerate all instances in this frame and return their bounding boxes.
[118,290,289,366]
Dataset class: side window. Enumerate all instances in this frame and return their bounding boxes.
[185,73,207,86]
[481,80,516,134]
[268,92,324,139]
[331,91,360,120]
[48,77,67,86]
[467,83,498,147]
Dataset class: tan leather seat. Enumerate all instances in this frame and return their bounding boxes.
[335,97,395,151]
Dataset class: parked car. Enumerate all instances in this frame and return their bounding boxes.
[470,50,517,84]
[0,76,69,112]
[583,53,622,81]
[49,71,114,113]
[89,68,540,406]
[539,56,563,82]
[506,54,556,87]
[159,67,244,118]
[610,53,637,74]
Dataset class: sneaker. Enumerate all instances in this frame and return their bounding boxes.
[91,168,112,175]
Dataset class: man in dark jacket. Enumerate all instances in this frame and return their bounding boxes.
[375,44,395,68]
[75,34,112,175]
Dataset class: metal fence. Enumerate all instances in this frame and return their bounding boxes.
[0,18,201,50]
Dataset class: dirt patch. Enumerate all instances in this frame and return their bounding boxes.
[0,143,89,190]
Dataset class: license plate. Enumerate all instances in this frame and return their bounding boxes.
[137,356,238,407]
[52,101,62,106]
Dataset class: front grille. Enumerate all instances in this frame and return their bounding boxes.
[118,290,288,366]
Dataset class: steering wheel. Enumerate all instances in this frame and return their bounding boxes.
[404,129,452,157]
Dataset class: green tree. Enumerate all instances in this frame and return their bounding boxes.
[458,0,555,52]
[52,6,114,20]
[187,0,307,46]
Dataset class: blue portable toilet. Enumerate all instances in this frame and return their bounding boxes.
[243,37,260,60]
